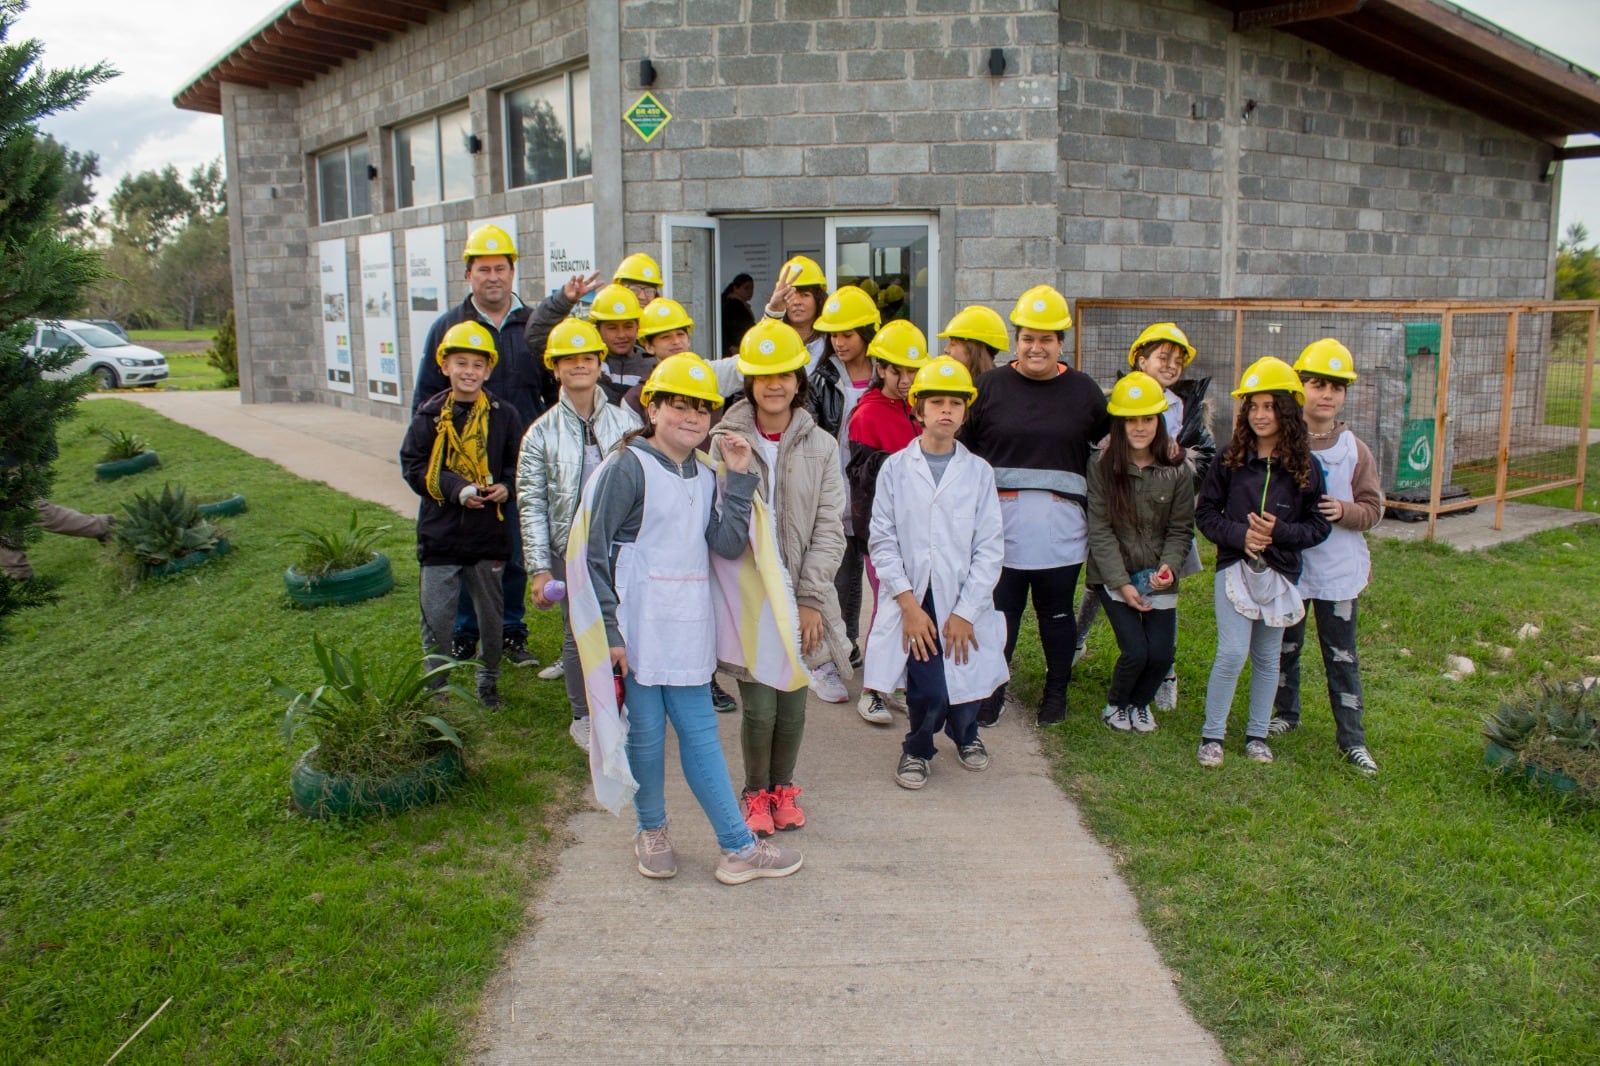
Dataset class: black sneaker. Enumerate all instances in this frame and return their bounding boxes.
[1038,690,1067,726]
[848,642,863,669]
[711,678,737,714]
[976,689,1005,728]
[957,737,990,772]
[502,634,539,668]
[895,752,929,790]
[477,684,504,711]
[450,637,477,661]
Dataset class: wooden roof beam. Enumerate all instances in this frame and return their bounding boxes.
[324,0,441,26]
[282,9,382,52]
[238,42,329,79]
[301,0,411,35]
[1234,0,1365,32]
[259,25,358,62]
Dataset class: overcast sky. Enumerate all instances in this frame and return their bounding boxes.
[16,0,1600,240]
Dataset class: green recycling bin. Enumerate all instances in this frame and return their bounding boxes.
[1394,322,1439,490]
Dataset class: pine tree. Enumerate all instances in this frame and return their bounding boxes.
[0,0,114,568]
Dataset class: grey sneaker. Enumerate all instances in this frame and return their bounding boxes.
[635,824,677,879]
[1267,716,1298,736]
[569,717,591,752]
[895,752,930,790]
[1344,746,1379,776]
[857,690,892,725]
[1245,738,1275,764]
[808,661,849,703]
[502,634,539,668]
[1197,741,1224,767]
[537,661,565,681]
[715,838,803,884]
[1102,704,1133,732]
[1154,675,1177,711]
[957,737,990,772]
[1129,705,1157,733]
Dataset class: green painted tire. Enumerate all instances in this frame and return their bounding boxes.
[290,744,465,819]
[284,552,395,608]
[95,450,160,480]
[141,537,230,579]
[1484,741,1581,796]
[197,493,247,518]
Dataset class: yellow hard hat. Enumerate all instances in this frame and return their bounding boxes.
[867,320,931,370]
[1010,285,1072,331]
[638,297,694,339]
[736,319,811,377]
[543,317,606,369]
[613,252,663,287]
[938,306,1010,352]
[462,223,517,264]
[1232,356,1306,404]
[1127,322,1196,368]
[814,285,882,333]
[436,321,499,369]
[640,353,724,409]
[877,283,905,307]
[778,255,826,289]
[1294,338,1358,383]
[1107,371,1170,418]
[858,278,880,298]
[588,283,642,323]
[908,356,978,405]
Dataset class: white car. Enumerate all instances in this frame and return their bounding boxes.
[28,319,169,389]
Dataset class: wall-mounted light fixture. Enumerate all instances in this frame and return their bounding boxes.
[467,133,483,154]
[1543,157,1559,183]
[987,48,1006,77]
[640,58,657,86]
[366,164,378,181]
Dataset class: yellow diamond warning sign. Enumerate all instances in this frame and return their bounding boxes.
[624,92,672,143]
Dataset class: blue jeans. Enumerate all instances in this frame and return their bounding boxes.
[623,677,755,853]
[1202,570,1285,742]
[904,591,981,759]
[457,499,528,642]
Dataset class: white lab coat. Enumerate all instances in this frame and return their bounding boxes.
[863,442,1009,703]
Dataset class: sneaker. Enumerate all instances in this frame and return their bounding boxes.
[1267,716,1298,735]
[1072,641,1087,666]
[715,837,803,884]
[885,689,908,715]
[895,752,930,790]
[711,678,737,714]
[848,642,863,669]
[857,690,893,725]
[1344,746,1379,776]
[808,661,849,703]
[502,634,539,668]
[957,737,990,772]
[1038,690,1067,726]
[1129,705,1157,733]
[568,717,590,752]
[1197,740,1224,767]
[1102,704,1133,732]
[770,783,806,830]
[1245,738,1275,764]
[537,661,565,681]
[1154,675,1177,711]
[477,684,504,711]
[450,637,477,661]
[976,690,1005,728]
[741,788,776,837]
[635,824,677,879]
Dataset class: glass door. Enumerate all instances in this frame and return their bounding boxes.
[825,214,939,343]
[660,215,720,360]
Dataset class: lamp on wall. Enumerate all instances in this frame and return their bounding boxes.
[467,134,483,154]
[366,164,378,181]
[987,48,1006,77]
[640,58,657,86]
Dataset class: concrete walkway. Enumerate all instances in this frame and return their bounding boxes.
[114,391,1229,1063]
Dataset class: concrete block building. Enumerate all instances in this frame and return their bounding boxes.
[176,0,1600,419]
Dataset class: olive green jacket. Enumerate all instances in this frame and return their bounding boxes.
[1085,453,1195,593]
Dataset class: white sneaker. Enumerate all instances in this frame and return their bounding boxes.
[537,661,565,681]
[808,661,849,703]
[1102,704,1133,732]
[1129,705,1157,733]
[885,689,908,715]
[1154,675,1177,711]
[569,717,591,752]
[857,690,893,724]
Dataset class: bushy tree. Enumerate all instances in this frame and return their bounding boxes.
[1556,223,1600,302]
[205,308,238,388]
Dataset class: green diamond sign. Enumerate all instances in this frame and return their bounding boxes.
[624,92,672,143]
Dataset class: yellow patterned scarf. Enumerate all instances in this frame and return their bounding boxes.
[425,391,500,519]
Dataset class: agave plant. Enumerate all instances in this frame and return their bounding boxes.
[282,510,391,577]
[97,427,151,462]
[275,635,474,780]
[1483,680,1600,799]
[112,484,222,567]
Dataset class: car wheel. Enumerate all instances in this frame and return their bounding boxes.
[92,364,119,390]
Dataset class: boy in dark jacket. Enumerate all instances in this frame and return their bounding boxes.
[400,322,526,709]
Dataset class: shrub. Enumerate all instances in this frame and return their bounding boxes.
[112,483,222,567]
[96,427,150,461]
[206,308,238,388]
[282,509,390,576]
[1483,680,1600,799]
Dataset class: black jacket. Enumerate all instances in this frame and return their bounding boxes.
[400,389,525,565]
[411,296,550,425]
[1171,376,1217,489]
[1195,451,1330,582]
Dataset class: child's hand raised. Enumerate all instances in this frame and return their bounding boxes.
[562,272,602,302]
[720,434,753,474]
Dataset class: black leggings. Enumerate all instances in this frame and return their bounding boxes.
[993,563,1081,698]
[1096,587,1178,709]
[835,534,867,643]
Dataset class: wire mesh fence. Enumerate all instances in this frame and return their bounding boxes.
[1074,299,1598,539]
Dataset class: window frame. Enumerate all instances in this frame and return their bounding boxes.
[502,67,592,190]
[315,140,372,224]
[393,106,474,210]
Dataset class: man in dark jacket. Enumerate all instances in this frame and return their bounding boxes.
[410,223,546,668]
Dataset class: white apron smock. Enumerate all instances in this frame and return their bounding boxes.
[613,449,717,687]
[1298,430,1370,602]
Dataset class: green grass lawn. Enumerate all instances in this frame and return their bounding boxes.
[1013,529,1600,1064]
[0,401,584,1064]
[157,352,231,391]
[128,329,217,344]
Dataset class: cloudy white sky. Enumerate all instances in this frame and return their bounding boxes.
[15,0,1600,238]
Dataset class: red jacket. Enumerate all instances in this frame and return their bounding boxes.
[845,388,919,538]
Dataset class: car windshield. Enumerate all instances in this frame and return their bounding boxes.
[71,325,127,348]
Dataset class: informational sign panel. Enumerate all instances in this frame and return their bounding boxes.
[317,238,354,393]
[358,232,402,404]
[405,224,449,384]
[542,203,596,294]
[624,93,672,142]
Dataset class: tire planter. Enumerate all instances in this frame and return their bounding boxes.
[284,552,394,608]
[140,537,230,579]
[291,743,465,818]
[197,493,247,518]
[1484,741,1582,797]
[95,450,159,480]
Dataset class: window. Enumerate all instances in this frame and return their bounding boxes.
[395,107,474,209]
[505,68,591,188]
[316,140,371,223]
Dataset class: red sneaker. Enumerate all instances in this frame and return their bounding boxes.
[741,789,775,837]
[770,783,805,831]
